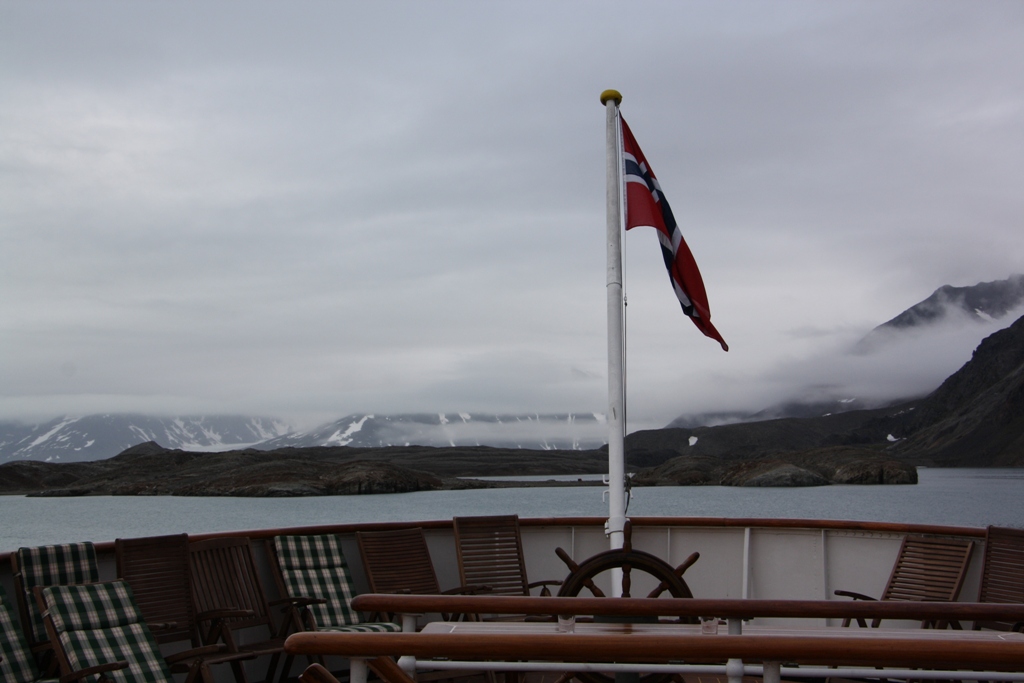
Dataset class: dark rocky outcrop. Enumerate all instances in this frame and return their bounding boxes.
[624,404,918,465]
[0,443,610,497]
[631,447,916,487]
[721,462,829,488]
[0,439,914,496]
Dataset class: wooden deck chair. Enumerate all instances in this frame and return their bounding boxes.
[268,533,402,635]
[0,584,58,683]
[453,515,561,597]
[357,527,489,622]
[11,542,99,666]
[356,528,495,682]
[188,536,298,683]
[357,528,445,597]
[117,534,255,680]
[972,525,1024,632]
[117,534,201,646]
[35,579,229,683]
[834,534,974,628]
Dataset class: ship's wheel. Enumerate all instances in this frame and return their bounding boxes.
[552,521,699,683]
[555,520,698,600]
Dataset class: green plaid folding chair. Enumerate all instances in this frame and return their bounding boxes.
[12,542,100,662]
[270,534,401,635]
[0,584,58,683]
[37,580,231,683]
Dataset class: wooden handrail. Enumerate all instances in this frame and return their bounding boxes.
[350,593,1024,623]
[0,516,986,564]
[285,630,1024,670]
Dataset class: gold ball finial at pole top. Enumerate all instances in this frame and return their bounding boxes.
[600,90,622,106]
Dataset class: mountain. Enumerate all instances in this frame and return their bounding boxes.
[665,398,902,429]
[856,274,1024,352]
[0,412,607,463]
[665,274,1024,430]
[254,413,607,451]
[890,312,1024,466]
[0,414,291,464]
[629,312,1024,468]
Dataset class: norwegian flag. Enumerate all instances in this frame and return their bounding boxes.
[621,117,728,351]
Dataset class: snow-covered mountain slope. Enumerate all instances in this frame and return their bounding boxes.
[0,414,291,463]
[0,412,607,462]
[857,274,1024,351]
[255,413,607,451]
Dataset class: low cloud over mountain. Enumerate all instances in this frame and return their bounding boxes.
[252,413,606,451]
[677,275,1024,426]
[0,414,290,464]
[857,274,1024,352]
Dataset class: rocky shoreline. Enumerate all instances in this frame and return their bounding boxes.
[0,441,915,497]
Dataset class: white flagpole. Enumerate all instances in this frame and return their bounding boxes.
[601,89,626,574]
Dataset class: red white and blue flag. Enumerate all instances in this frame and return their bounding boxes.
[621,117,728,351]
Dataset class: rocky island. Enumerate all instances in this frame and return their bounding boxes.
[0,439,915,497]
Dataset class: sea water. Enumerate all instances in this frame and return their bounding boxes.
[1,468,1022,552]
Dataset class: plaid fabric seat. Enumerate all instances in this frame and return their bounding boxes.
[272,534,400,633]
[14,542,99,648]
[0,584,57,683]
[39,580,174,683]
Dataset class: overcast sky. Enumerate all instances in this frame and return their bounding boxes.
[2,1,1023,432]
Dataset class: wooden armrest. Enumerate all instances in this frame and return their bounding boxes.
[442,584,489,595]
[167,644,256,666]
[60,660,127,683]
[834,590,876,601]
[150,621,178,632]
[197,608,254,621]
[165,644,225,663]
[270,596,326,607]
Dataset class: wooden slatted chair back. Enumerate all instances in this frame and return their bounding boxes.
[975,525,1024,631]
[881,535,974,603]
[356,528,442,596]
[11,542,99,652]
[188,536,273,635]
[116,533,199,647]
[453,515,530,596]
[188,536,289,683]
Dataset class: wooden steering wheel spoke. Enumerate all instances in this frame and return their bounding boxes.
[553,522,699,683]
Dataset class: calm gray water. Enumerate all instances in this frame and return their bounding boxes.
[1,468,1022,552]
